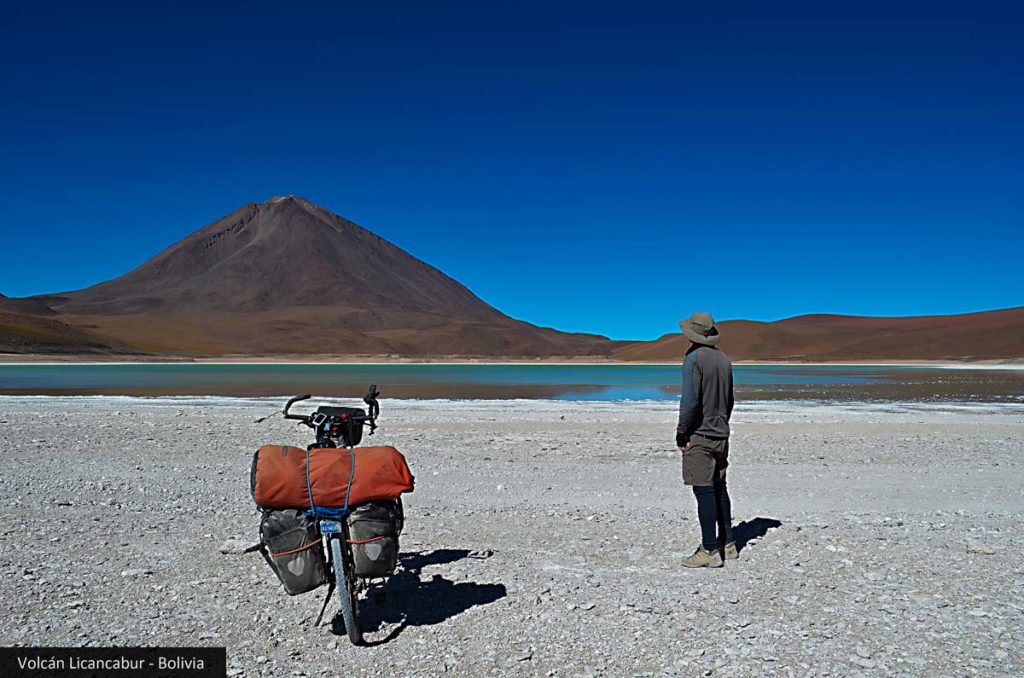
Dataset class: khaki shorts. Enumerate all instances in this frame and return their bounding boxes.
[681,434,729,486]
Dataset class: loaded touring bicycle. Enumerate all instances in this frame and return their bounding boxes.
[250,385,415,644]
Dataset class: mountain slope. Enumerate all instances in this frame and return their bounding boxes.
[0,310,119,354]
[42,196,505,321]
[0,293,58,316]
[21,196,614,357]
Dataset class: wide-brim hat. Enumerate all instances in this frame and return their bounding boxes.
[679,311,721,346]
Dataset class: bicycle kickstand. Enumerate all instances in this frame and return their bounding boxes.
[314,581,336,627]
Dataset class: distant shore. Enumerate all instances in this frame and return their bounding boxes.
[1,354,1023,369]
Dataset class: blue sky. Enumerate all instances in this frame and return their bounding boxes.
[1,1,1021,340]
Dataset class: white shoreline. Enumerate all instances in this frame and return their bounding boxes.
[1,360,1022,369]
[1,393,1020,413]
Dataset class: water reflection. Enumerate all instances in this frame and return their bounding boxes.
[0,363,1021,402]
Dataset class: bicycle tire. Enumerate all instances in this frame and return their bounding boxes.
[330,537,362,645]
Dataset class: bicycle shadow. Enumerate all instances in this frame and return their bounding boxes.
[732,517,783,552]
[333,549,507,645]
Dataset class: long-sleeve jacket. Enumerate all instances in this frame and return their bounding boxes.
[676,345,734,446]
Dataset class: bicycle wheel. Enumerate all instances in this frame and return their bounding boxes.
[330,537,362,645]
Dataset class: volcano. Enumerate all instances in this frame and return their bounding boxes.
[22,196,615,357]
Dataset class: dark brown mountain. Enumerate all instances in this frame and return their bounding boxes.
[614,307,1024,362]
[15,196,615,357]
[41,197,503,319]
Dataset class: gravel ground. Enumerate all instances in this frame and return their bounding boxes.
[0,396,1022,676]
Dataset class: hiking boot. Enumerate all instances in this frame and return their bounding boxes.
[682,546,723,568]
[724,542,739,560]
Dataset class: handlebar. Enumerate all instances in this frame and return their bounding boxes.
[283,393,312,420]
[278,386,381,431]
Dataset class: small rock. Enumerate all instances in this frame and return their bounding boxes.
[121,569,153,577]
[967,538,995,555]
[219,538,253,555]
[851,657,875,669]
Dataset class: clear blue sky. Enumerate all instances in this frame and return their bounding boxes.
[1,1,1021,340]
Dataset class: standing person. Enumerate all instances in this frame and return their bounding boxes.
[675,311,737,568]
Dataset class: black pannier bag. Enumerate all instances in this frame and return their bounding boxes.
[259,509,327,595]
[347,501,403,578]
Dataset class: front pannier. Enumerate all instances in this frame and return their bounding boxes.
[347,501,403,578]
[259,509,327,595]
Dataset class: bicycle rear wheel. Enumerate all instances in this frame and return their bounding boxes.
[330,537,362,645]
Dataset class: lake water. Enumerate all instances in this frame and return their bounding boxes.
[0,363,1021,402]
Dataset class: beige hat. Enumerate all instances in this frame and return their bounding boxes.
[679,311,721,346]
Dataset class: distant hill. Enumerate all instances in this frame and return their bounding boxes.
[0,293,59,316]
[0,309,119,354]
[0,293,117,354]
[8,196,614,357]
[614,307,1024,362]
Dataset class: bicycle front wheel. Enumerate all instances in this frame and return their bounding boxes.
[330,537,362,645]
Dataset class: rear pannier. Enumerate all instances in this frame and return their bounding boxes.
[259,509,327,595]
[251,445,414,511]
[347,501,403,578]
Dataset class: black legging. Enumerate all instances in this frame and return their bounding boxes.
[693,481,734,551]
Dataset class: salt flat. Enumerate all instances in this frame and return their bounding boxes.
[0,397,1021,676]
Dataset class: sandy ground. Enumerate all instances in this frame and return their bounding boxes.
[0,397,1021,676]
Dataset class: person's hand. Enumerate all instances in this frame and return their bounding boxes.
[678,442,692,453]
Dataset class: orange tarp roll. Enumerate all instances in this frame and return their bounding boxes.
[252,445,414,510]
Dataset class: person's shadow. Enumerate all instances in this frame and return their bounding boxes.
[731,517,783,552]
[332,549,507,645]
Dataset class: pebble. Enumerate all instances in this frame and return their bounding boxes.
[966,538,996,555]
[851,656,875,669]
[219,538,254,555]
